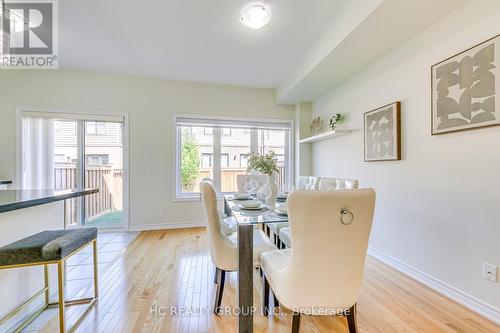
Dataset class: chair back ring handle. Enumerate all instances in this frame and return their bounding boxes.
[340,209,354,225]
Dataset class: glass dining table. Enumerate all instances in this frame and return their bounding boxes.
[223,195,289,333]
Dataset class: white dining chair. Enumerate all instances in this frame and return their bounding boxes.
[236,174,268,193]
[296,176,311,190]
[199,180,277,314]
[277,227,290,248]
[268,222,288,244]
[318,177,338,191]
[271,176,321,248]
[261,189,376,333]
[278,178,360,249]
[319,177,359,191]
[306,176,320,190]
[345,179,359,189]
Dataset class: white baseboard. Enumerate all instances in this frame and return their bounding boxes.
[368,247,500,325]
[128,221,206,231]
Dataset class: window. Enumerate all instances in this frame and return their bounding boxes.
[85,154,110,166]
[240,154,248,167]
[201,153,213,168]
[86,121,107,136]
[179,126,214,194]
[221,153,229,168]
[96,122,107,135]
[86,122,96,135]
[176,116,292,198]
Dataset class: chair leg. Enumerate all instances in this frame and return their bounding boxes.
[214,267,219,284]
[44,264,50,305]
[272,291,279,309]
[261,272,270,316]
[57,261,66,333]
[214,269,226,315]
[291,312,301,333]
[346,304,358,333]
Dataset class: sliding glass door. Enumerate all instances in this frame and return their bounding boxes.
[83,121,124,228]
[20,112,126,229]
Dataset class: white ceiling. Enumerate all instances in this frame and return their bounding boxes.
[277,0,469,103]
[60,0,349,88]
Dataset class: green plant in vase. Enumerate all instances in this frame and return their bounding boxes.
[329,113,344,130]
[246,151,279,176]
[246,151,279,207]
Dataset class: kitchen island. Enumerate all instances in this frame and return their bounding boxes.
[0,180,12,189]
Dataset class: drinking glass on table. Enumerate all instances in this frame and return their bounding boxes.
[256,186,266,203]
[261,183,272,204]
[243,179,259,198]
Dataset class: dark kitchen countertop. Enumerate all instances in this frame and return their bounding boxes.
[0,181,12,185]
[0,188,99,214]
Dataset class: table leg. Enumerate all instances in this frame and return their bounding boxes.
[224,197,232,218]
[238,224,254,333]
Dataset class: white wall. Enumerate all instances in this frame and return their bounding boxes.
[0,70,293,229]
[311,0,500,316]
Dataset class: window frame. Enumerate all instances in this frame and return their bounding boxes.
[173,114,294,201]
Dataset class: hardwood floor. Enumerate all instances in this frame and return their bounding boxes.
[31,228,499,333]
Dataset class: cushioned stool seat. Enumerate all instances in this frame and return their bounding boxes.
[0,228,97,266]
[0,228,99,333]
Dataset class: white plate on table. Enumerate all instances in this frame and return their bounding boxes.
[277,192,288,200]
[275,208,288,216]
[232,193,251,200]
[238,203,267,211]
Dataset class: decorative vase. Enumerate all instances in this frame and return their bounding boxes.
[266,174,278,208]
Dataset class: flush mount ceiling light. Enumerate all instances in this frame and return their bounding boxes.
[240,2,272,29]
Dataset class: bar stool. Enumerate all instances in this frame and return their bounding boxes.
[0,228,98,333]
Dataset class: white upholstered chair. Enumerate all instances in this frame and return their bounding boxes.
[279,177,360,249]
[296,176,311,190]
[278,227,291,248]
[269,176,313,245]
[261,189,376,333]
[306,176,320,190]
[271,176,323,247]
[236,174,268,193]
[199,180,276,314]
[202,177,238,235]
[318,177,337,191]
[319,177,359,191]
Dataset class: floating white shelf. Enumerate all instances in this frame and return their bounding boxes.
[299,129,351,144]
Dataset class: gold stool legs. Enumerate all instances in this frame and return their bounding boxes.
[44,264,50,305]
[57,260,67,333]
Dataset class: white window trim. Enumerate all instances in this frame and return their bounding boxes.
[15,106,131,231]
[173,113,294,201]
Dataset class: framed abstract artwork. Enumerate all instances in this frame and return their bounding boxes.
[431,34,500,135]
[364,101,401,162]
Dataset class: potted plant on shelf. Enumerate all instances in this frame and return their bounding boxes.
[246,151,279,207]
[329,113,344,131]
